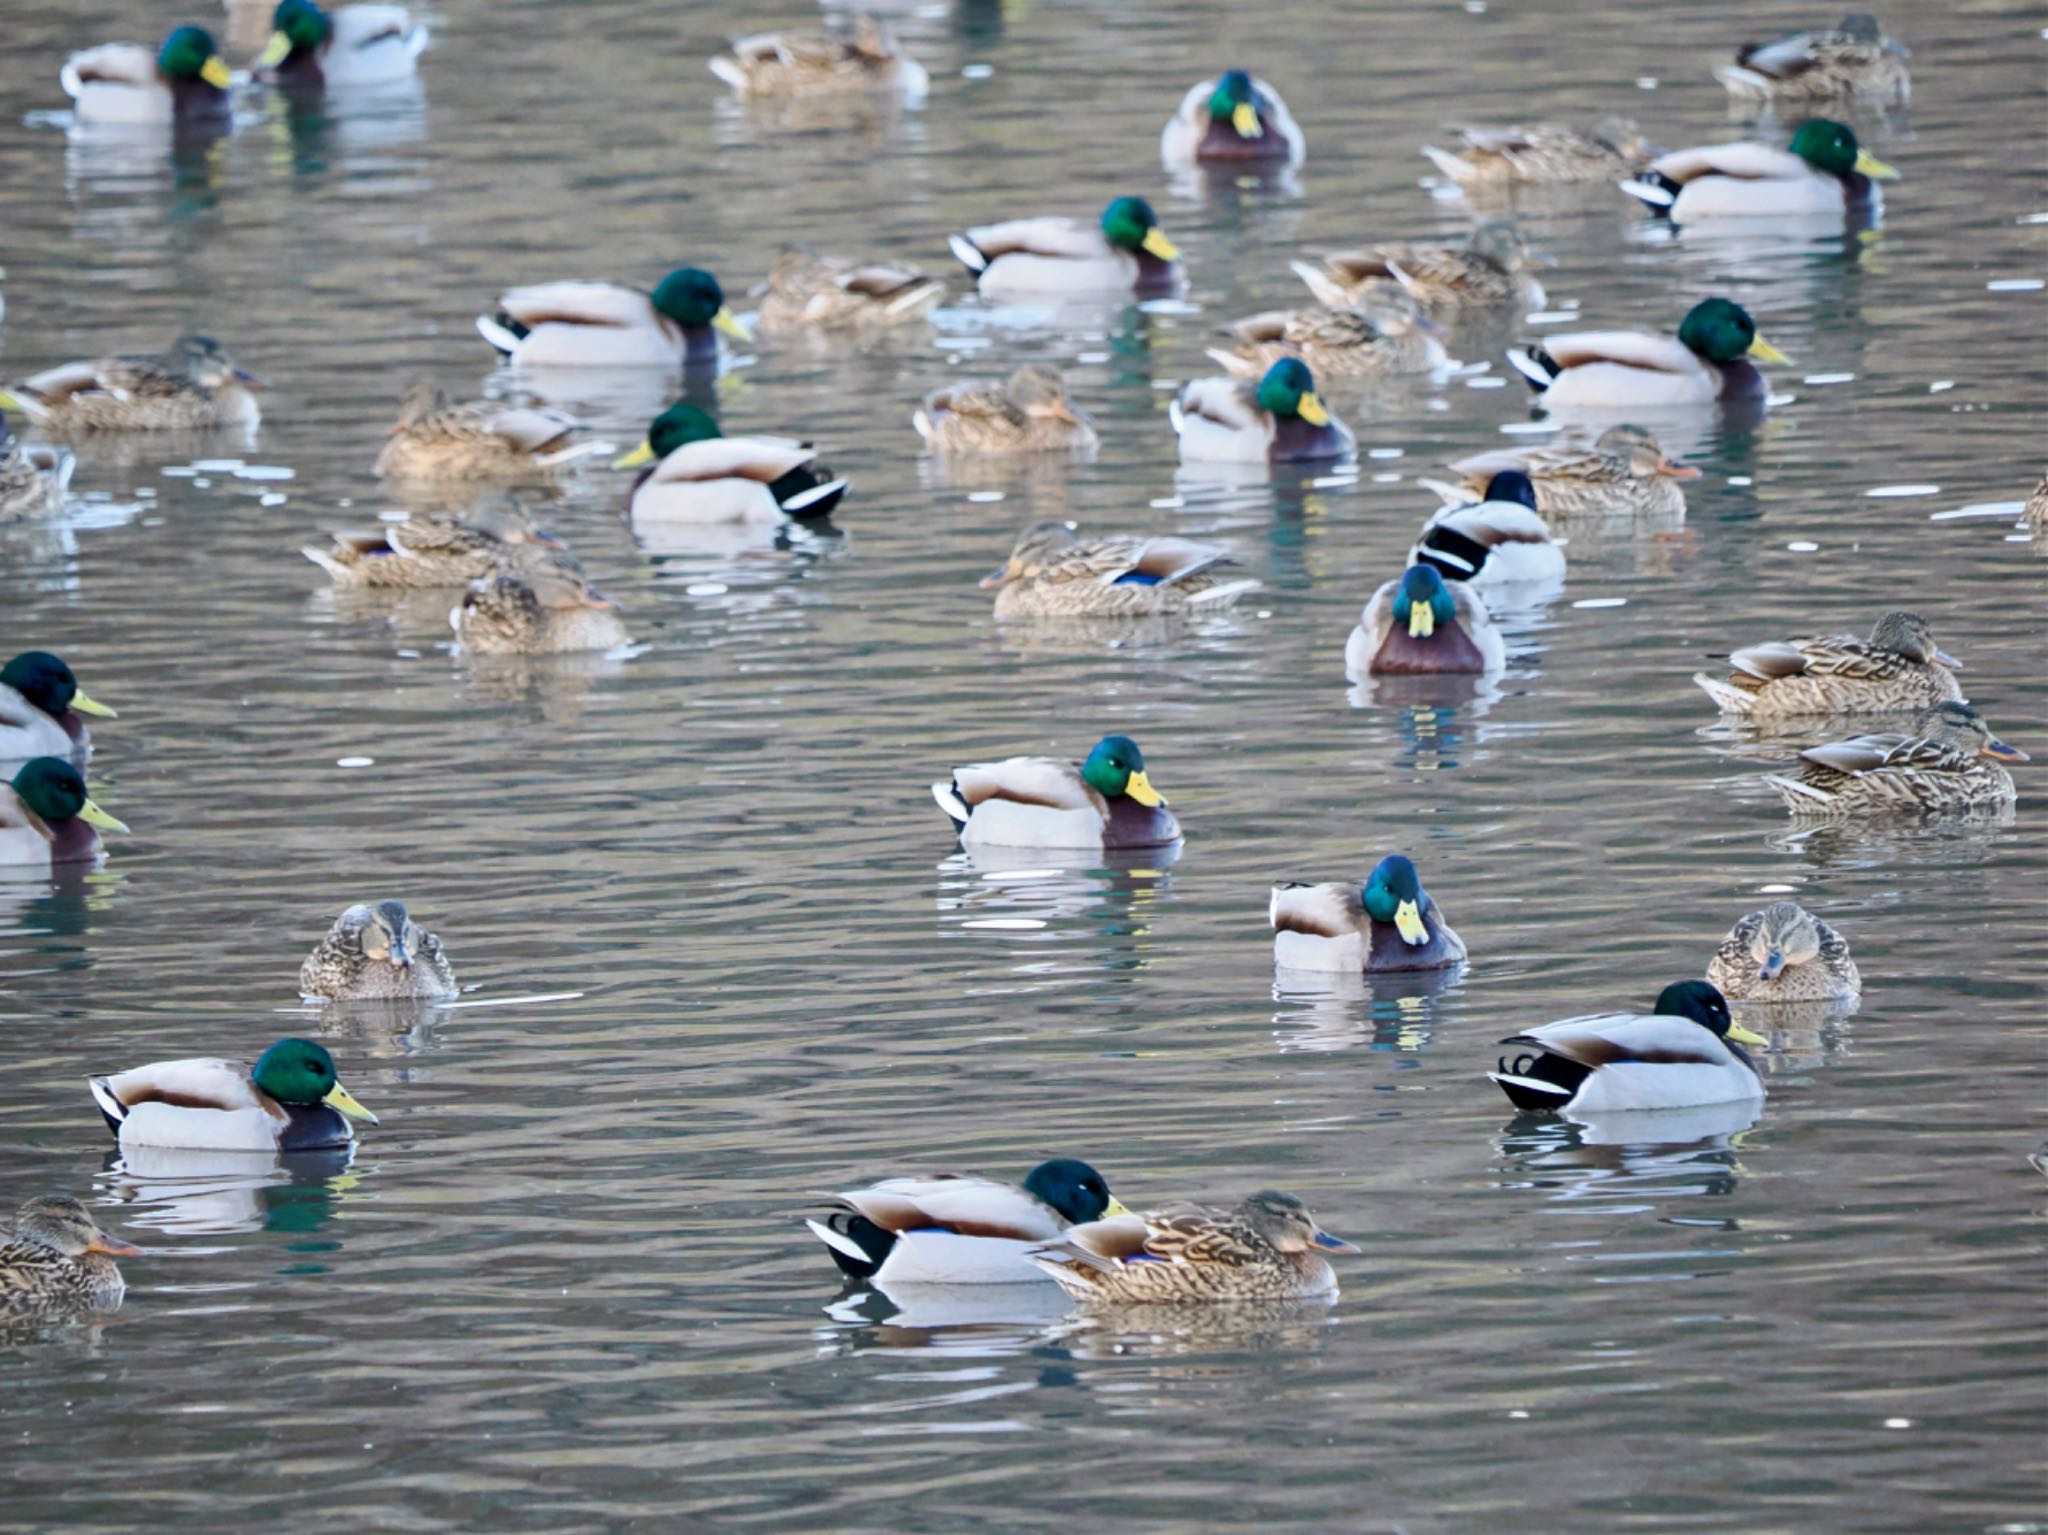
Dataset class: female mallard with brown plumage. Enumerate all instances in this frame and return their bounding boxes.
[708,14,928,99]
[1706,901,1860,1003]
[1435,424,1697,520]
[1421,119,1656,189]
[1715,13,1911,109]
[914,366,1097,454]
[1222,278,1445,378]
[1694,610,1963,719]
[1346,565,1504,677]
[1030,1191,1359,1303]
[1,758,127,869]
[980,521,1257,620]
[374,382,599,486]
[0,1196,140,1321]
[304,499,582,589]
[0,336,263,431]
[0,425,75,522]
[452,574,629,655]
[1765,702,2027,817]
[1303,222,1546,317]
[1172,358,1354,465]
[2022,474,2046,536]
[1271,855,1465,973]
[754,246,945,333]
[933,734,1179,851]
[299,899,458,1001]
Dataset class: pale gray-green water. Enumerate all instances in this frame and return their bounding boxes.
[1,0,2044,1530]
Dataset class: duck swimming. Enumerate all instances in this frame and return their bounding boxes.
[1030,1191,1360,1303]
[452,574,630,655]
[0,758,127,868]
[1715,13,1911,108]
[476,267,750,369]
[60,26,232,126]
[980,521,1256,620]
[1623,119,1898,223]
[617,402,847,526]
[1159,70,1306,167]
[1172,357,1355,465]
[257,0,428,89]
[1695,610,1964,719]
[90,1038,378,1151]
[949,196,1183,301]
[1409,470,1566,593]
[1765,701,2026,817]
[914,366,1098,455]
[0,1196,140,1321]
[933,733,1180,851]
[1438,425,1696,521]
[0,336,264,431]
[1509,297,1789,411]
[1422,119,1656,190]
[299,899,458,1001]
[0,652,116,763]
[1346,565,1505,677]
[1270,854,1466,973]
[1490,980,1767,1113]
[1706,901,1860,1004]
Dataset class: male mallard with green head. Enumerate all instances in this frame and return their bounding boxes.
[1509,297,1790,410]
[0,758,127,868]
[1491,981,1767,1113]
[1346,564,1505,677]
[1624,119,1898,223]
[1271,855,1466,973]
[1159,70,1306,167]
[1172,357,1354,464]
[300,899,458,1001]
[476,267,751,369]
[617,402,847,526]
[934,734,1180,851]
[0,651,117,762]
[90,1038,378,1151]
[257,0,427,89]
[950,196,1183,301]
[60,26,232,125]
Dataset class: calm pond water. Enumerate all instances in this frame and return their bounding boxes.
[1,0,2044,1529]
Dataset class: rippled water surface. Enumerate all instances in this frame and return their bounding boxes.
[2,0,2044,1529]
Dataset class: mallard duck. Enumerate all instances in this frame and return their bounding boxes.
[1306,222,1546,317]
[0,758,127,868]
[1172,358,1354,465]
[1765,702,2027,817]
[1222,279,1445,378]
[90,1037,377,1151]
[615,402,846,526]
[2021,473,2046,535]
[753,245,945,333]
[60,27,232,126]
[1623,120,1898,223]
[1422,119,1656,189]
[475,268,750,369]
[1707,901,1860,1004]
[913,366,1098,454]
[1508,298,1789,410]
[305,500,581,589]
[980,521,1257,619]
[451,573,630,655]
[0,336,263,431]
[1491,980,1767,1113]
[949,197,1183,301]
[1694,610,1964,719]
[1408,471,1566,592]
[0,1196,139,1320]
[0,651,116,762]
[373,382,596,486]
[299,898,457,1001]
[1270,854,1466,973]
[806,1160,1129,1284]
[933,733,1180,851]
[0,428,75,523]
[1030,1191,1359,1303]
[257,0,426,87]
[1437,425,1696,520]
[1716,13,1911,108]
[708,14,928,99]
[1346,564,1504,677]
[1159,70,1306,167]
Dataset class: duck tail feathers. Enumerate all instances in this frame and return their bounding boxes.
[1506,345,1559,390]
[947,233,989,275]
[805,1214,893,1280]
[931,779,970,830]
[1420,144,1474,184]
[87,1075,127,1135]
[1692,671,1755,714]
[1487,1070,1570,1112]
[475,313,524,357]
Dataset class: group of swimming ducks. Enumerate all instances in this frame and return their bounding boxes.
[1,8,2035,1316]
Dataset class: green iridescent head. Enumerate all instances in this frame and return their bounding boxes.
[650,268,750,341]
[270,0,332,49]
[1100,197,1180,262]
[158,26,231,87]
[1390,565,1458,640]
[1254,358,1330,424]
[251,1038,377,1123]
[1676,298,1788,366]
[1362,855,1431,945]
[1787,118,1897,181]
[1080,733,1164,807]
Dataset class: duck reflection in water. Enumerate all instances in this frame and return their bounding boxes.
[1270,964,1463,1054]
[102,1143,359,1238]
[1495,1098,1765,1206]
[937,844,1181,977]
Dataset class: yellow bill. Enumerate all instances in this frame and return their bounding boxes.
[323,1081,379,1124]
[200,55,233,90]
[0,391,20,412]
[1729,1023,1769,1048]
[1230,101,1262,138]
[612,440,656,470]
[1853,149,1900,181]
[1747,334,1792,365]
[1393,898,1427,945]
[70,690,117,718]
[1408,602,1435,639]
[257,31,292,68]
[713,307,753,342]
[1140,227,1180,262]
[1123,769,1165,808]
[78,799,128,834]
[1103,1196,1133,1218]
[1296,390,1330,427]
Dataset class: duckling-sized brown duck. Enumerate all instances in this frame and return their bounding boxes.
[914,366,1098,455]
[1031,1191,1360,1303]
[304,498,583,589]
[0,1196,140,1321]
[980,521,1257,620]
[0,336,263,431]
[374,382,597,487]
[1707,901,1859,1003]
[754,245,945,332]
[299,899,458,1001]
[1766,702,2027,818]
[1695,610,1963,719]
[452,573,630,655]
